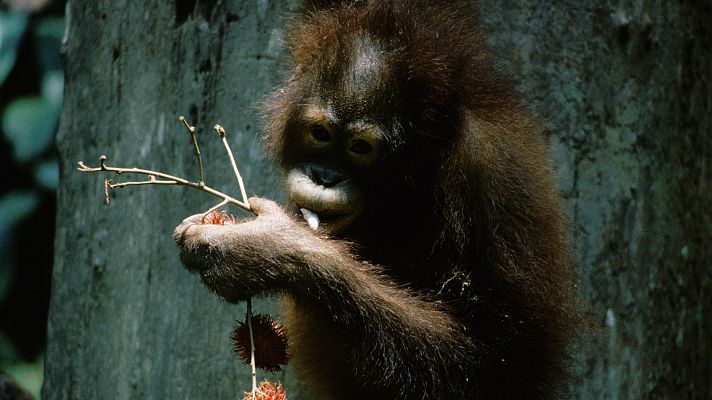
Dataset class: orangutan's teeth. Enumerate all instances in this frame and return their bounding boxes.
[300,208,320,230]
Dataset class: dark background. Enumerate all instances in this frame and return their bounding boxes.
[0,0,65,397]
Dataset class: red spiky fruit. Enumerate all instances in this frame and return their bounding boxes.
[202,210,236,225]
[243,381,287,400]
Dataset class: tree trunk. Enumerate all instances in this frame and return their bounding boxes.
[480,1,712,399]
[44,2,301,399]
[45,1,711,399]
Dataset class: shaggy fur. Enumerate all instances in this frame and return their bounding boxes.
[174,1,580,399]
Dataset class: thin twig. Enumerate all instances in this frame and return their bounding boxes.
[103,178,110,204]
[108,180,178,188]
[77,157,251,211]
[202,199,230,219]
[216,125,258,397]
[215,124,250,211]
[246,298,258,400]
[180,115,205,185]
[81,118,265,397]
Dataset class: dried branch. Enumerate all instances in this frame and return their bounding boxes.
[180,115,205,185]
[77,157,251,211]
[78,116,274,397]
[215,124,250,210]
[247,298,258,399]
[77,117,255,216]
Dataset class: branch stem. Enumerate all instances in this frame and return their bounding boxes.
[203,199,230,217]
[215,124,250,211]
[108,180,178,188]
[180,115,205,185]
[246,298,258,399]
[77,159,251,212]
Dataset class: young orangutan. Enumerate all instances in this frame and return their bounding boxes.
[174,1,580,398]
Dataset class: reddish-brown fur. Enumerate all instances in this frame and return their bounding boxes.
[174,1,580,399]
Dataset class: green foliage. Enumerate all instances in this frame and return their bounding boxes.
[0,7,65,397]
[33,16,64,73]
[35,159,60,190]
[1,15,63,165]
[0,191,39,302]
[0,11,28,85]
[0,10,63,280]
[3,95,58,162]
[0,191,40,234]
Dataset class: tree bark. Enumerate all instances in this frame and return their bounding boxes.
[45,1,712,399]
[44,1,301,399]
[480,1,712,399]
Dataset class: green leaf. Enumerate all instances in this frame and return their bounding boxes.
[0,191,39,233]
[2,96,58,162]
[41,69,64,109]
[33,16,65,74]
[4,359,44,399]
[34,159,60,191]
[0,330,21,363]
[0,11,29,84]
[0,232,14,304]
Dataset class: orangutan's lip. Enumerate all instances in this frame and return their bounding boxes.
[293,194,354,217]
